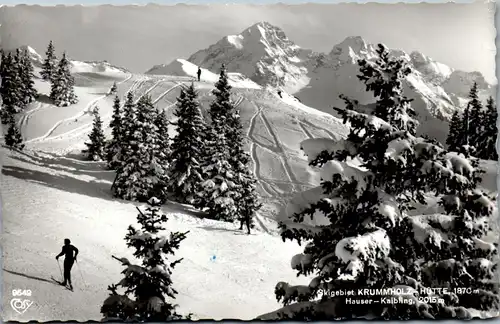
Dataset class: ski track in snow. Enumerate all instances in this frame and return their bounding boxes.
[300,118,339,140]
[247,103,276,199]
[44,75,167,142]
[296,118,315,139]
[257,103,299,191]
[18,103,45,132]
[24,95,108,144]
[246,101,315,197]
[152,82,183,105]
[23,73,134,144]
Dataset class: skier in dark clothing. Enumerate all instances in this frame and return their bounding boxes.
[197,67,201,82]
[55,238,79,289]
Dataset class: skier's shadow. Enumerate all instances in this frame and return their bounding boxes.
[3,268,60,286]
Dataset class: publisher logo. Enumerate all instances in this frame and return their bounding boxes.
[11,289,33,314]
[10,298,33,314]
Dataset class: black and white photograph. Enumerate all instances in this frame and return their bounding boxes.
[0,2,498,321]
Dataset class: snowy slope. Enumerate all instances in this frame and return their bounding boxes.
[2,51,498,321]
[147,22,495,144]
[1,64,351,320]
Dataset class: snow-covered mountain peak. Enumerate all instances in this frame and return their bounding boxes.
[1,45,44,66]
[147,25,494,145]
[219,21,301,59]
[162,22,311,94]
[24,45,43,63]
[408,50,454,84]
[330,36,369,54]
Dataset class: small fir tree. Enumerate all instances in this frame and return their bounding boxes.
[101,197,189,321]
[5,122,25,150]
[0,52,22,124]
[106,95,124,169]
[236,167,261,234]
[477,96,498,160]
[446,110,463,152]
[41,40,57,81]
[50,52,78,107]
[208,65,234,136]
[167,85,208,204]
[466,82,483,150]
[18,48,38,106]
[109,81,118,96]
[119,91,137,163]
[82,106,106,161]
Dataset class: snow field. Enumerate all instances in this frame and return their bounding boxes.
[1,148,310,321]
[2,69,353,320]
[3,65,498,321]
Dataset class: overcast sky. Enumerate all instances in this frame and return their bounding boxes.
[0,2,495,83]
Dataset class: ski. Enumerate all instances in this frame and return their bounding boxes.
[50,276,74,291]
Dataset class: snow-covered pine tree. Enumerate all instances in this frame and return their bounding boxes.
[82,106,106,161]
[265,44,498,320]
[208,65,234,136]
[466,82,483,152]
[223,87,262,233]
[50,52,78,107]
[446,110,463,152]
[0,52,22,124]
[112,95,168,202]
[18,48,38,106]
[109,81,118,96]
[112,91,136,172]
[194,67,244,221]
[196,122,240,222]
[236,167,261,234]
[101,197,190,321]
[476,97,498,161]
[5,122,25,150]
[41,40,57,81]
[167,84,207,204]
[106,95,124,169]
[460,101,475,157]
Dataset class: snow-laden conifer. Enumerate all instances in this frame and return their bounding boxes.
[5,122,24,150]
[167,84,207,204]
[101,197,190,321]
[16,48,37,107]
[50,52,78,107]
[82,106,106,161]
[0,52,22,124]
[477,97,498,160]
[106,96,123,169]
[446,110,463,152]
[263,44,498,320]
[112,95,167,202]
[41,40,57,81]
[196,122,239,222]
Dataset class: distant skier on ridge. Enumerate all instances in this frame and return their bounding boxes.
[197,67,201,81]
[55,238,79,290]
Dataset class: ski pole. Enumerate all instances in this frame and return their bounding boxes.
[76,260,87,288]
[57,259,63,281]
